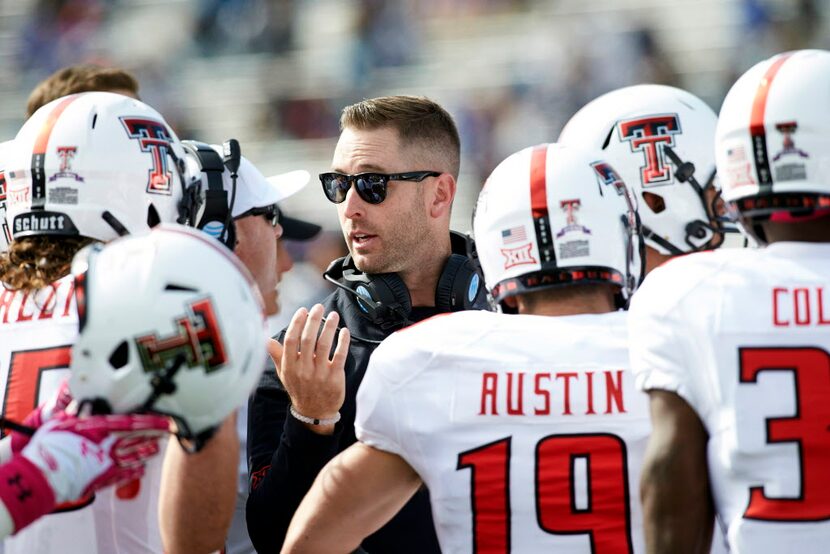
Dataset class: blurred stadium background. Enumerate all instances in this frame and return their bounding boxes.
[0,0,823,234]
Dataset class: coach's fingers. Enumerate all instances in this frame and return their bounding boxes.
[299,304,325,369]
[329,327,350,373]
[282,307,308,372]
[314,311,340,370]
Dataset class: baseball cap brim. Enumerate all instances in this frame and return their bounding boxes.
[204,145,311,217]
[280,213,321,241]
[266,170,310,203]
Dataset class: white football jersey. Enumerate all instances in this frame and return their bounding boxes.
[629,242,830,553]
[0,275,164,553]
[356,309,649,554]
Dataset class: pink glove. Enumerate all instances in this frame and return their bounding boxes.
[10,380,74,455]
[0,413,169,534]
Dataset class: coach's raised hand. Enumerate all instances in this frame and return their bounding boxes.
[269,304,351,435]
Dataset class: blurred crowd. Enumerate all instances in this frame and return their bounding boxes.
[2,0,828,308]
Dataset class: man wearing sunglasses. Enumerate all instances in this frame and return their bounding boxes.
[247,95,486,553]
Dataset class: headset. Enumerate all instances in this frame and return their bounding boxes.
[323,231,485,330]
[180,139,241,249]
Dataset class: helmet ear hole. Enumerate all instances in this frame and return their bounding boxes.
[642,191,666,214]
[108,340,130,370]
[147,204,161,228]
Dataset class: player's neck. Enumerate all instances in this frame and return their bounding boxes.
[644,247,672,275]
[514,286,616,317]
[761,217,830,244]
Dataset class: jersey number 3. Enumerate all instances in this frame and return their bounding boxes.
[739,346,830,522]
[457,433,634,554]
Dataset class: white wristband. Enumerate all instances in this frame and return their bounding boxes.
[289,405,341,426]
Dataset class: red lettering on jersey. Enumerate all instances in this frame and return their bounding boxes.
[16,292,33,322]
[740,347,830,521]
[773,287,788,326]
[819,288,830,325]
[771,287,830,327]
[480,372,499,415]
[586,371,596,415]
[62,280,74,318]
[556,372,578,415]
[605,370,626,414]
[534,373,551,415]
[37,282,59,320]
[794,287,811,325]
[0,289,15,323]
[506,372,524,415]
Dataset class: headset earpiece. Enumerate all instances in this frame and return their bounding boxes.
[181,140,236,249]
[435,253,482,311]
[323,233,486,328]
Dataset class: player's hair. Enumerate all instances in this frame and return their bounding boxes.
[340,95,461,178]
[0,236,94,292]
[26,65,139,118]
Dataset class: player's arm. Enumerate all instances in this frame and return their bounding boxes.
[158,412,239,554]
[641,389,714,554]
[283,441,422,554]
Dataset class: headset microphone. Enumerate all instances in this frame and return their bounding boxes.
[222,139,241,245]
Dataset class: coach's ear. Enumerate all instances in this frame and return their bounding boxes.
[428,172,456,220]
[502,296,517,310]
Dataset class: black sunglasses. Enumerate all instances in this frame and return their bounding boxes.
[319,171,441,204]
[237,203,281,227]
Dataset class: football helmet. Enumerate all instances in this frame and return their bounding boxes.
[473,142,643,309]
[716,49,830,242]
[68,224,267,451]
[4,92,188,242]
[559,84,728,255]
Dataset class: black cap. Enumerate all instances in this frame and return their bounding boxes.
[279,210,321,241]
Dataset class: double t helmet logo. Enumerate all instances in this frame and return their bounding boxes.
[617,114,682,187]
[135,297,227,375]
[120,117,176,195]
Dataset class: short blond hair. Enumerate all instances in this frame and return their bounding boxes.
[340,95,461,178]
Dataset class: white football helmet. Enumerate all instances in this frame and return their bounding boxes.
[473,143,642,309]
[716,49,830,242]
[4,92,189,242]
[68,224,267,450]
[559,84,729,255]
[0,140,13,251]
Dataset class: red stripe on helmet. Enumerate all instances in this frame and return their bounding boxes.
[530,144,548,219]
[30,94,81,208]
[33,95,79,155]
[748,53,793,187]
